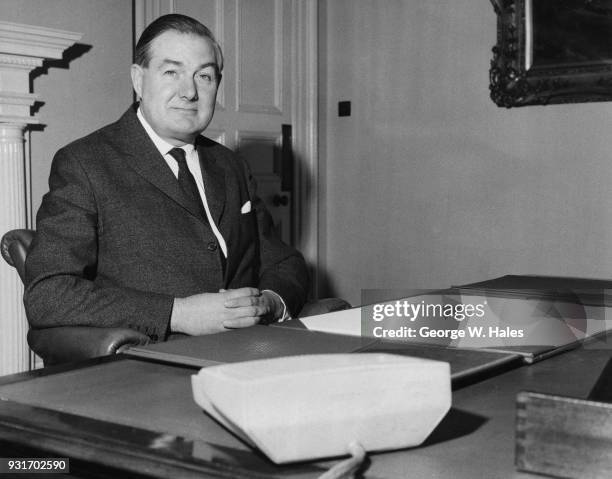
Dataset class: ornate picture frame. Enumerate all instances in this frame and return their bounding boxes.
[489,0,612,107]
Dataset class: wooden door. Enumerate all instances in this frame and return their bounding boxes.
[160,0,294,244]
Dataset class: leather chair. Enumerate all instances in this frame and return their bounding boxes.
[2,229,350,366]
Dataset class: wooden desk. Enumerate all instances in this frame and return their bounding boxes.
[0,345,610,478]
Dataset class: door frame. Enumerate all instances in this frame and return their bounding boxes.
[134,0,321,297]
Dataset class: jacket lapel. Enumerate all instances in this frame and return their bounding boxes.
[196,138,226,225]
[112,106,208,222]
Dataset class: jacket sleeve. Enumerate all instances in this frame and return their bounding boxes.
[24,147,174,340]
[240,157,310,317]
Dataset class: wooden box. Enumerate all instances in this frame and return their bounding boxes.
[516,391,612,478]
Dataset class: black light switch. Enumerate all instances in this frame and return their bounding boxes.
[338,101,351,117]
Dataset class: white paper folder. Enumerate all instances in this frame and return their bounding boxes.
[192,353,451,464]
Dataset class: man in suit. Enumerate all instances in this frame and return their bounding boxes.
[24,14,309,341]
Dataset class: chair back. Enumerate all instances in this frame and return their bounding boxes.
[0,228,153,365]
[1,229,35,284]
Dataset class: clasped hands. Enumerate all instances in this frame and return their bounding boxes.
[171,287,283,335]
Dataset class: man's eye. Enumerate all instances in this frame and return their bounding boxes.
[164,70,177,77]
[196,69,218,83]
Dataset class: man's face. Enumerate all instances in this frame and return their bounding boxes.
[131,30,220,146]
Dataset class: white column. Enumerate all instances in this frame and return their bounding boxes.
[0,124,29,376]
[0,22,81,375]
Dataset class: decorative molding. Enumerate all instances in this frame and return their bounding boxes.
[0,23,81,125]
[0,115,41,127]
[0,21,81,60]
[291,0,319,295]
[237,129,280,141]
[236,129,281,150]
[0,92,40,122]
[0,123,26,141]
[0,54,43,68]
[238,104,283,115]
[213,0,225,45]
[214,0,226,110]
[0,91,39,106]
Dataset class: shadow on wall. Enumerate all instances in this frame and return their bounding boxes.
[236,138,341,300]
[28,43,92,128]
[316,269,343,302]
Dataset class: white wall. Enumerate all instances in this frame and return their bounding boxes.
[319,0,612,306]
[4,0,612,308]
[0,0,133,217]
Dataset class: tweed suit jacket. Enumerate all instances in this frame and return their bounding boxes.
[24,105,309,341]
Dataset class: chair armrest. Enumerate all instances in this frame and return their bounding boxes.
[299,298,351,318]
[27,327,151,366]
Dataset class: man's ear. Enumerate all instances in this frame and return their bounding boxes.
[130,64,143,100]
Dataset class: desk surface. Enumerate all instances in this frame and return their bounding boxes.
[0,345,610,478]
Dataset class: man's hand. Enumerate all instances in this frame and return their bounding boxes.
[223,289,284,327]
[170,288,281,336]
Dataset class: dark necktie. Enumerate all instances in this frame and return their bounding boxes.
[168,147,206,219]
[168,147,225,273]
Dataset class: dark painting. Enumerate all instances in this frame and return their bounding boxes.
[490,0,612,106]
[532,0,612,68]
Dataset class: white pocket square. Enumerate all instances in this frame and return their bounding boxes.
[241,201,252,214]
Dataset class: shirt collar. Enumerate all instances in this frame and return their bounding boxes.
[136,107,195,156]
